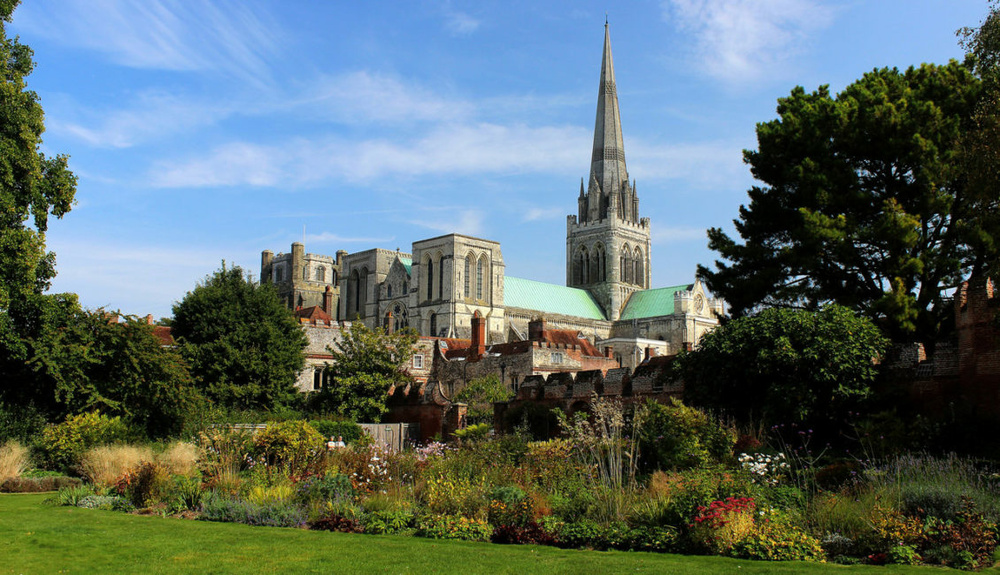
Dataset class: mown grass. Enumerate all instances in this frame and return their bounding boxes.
[0,493,991,574]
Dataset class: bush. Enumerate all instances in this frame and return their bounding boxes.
[487,485,533,528]
[920,498,998,570]
[308,420,363,444]
[295,472,354,506]
[0,402,47,445]
[491,521,556,546]
[116,461,170,508]
[55,484,97,506]
[688,497,756,554]
[639,399,736,472]
[0,440,29,482]
[731,510,826,562]
[36,412,132,471]
[199,493,306,528]
[309,513,363,533]
[77,494,133,511]
[161,474,203,512]
[361,509,416,535]
[415,515,492,542]
[253,420,324,477]
[1,475,81,493]
[79,445,153,489]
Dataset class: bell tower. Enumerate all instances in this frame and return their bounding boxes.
[566,23,651,321]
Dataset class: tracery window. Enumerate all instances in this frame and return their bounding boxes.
[316,266,325,282]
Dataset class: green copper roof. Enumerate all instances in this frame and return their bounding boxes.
[504,277,607,320]
[619,284,692,320]
[399,257,412,275]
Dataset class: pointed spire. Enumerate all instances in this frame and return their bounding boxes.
[589,22,628,213]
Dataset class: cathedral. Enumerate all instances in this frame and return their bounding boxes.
[261,24,723,370]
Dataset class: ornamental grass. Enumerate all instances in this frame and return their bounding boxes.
[0,441,29,482]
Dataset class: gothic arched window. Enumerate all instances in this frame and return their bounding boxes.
[387,284,393,299]
[477,255,488,300]
[465,253,474,298]
[316,266,325,282]
[634,247,644,286]
[592,243,606,283]
[573,249,586,285]
[438,253,445,300]
[430,313,438,337]
[426,258,434,301]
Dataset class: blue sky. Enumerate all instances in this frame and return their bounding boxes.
[11,0,988,319]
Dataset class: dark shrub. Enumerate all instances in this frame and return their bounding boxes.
[295,473,354,505]
[309,514,364,533]
[491,521,556,546]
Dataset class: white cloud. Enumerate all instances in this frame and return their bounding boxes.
[50,91,229,149]
[522,207,565,222]
[14,0,280,85]
[412,209,485,236]
[662,0,835,85]
[303,71,475,124]
[445,11,481,35]
[151,123,589,188]
[628,138,751,190]
[153,142,283,188]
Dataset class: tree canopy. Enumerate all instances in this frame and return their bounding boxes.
[24,295,200,437]
[454,374,513,426]
[316,322,418,422]
[0,0,77,389]
[699,62,983,341]
[171,263,307,411]
[679,305,888,425]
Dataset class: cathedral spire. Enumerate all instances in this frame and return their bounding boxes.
[589,22,628,207]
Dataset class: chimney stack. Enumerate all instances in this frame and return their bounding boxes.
[528,317,546,340]
[323,285,334,316]
[470,312,486,359]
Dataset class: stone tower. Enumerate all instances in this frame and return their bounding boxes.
[566,23,651,321]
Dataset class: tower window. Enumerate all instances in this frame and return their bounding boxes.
[316,266,325,282]
[426,258,434,301]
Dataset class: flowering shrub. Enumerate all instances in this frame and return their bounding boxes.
[415,515,492,542]
[419,473,488,518]
[921,498,998,570]
[340,443,392,494]
[731,509,825,562]
[487,485,533,527]
[738,452,789,486]
[414,441,449,462]
[689,497,757,554]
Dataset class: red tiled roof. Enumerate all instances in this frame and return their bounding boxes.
[295,306,333,323]
[541,329,602,356]
[151,326,174,346]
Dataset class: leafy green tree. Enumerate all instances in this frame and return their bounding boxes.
[0,0,77,398]
[316,322,418,422]
[678,305,888,425]
[700,63,982,341]
[454,374,513,426]
[171,263,307,411]
[13,294,200,437]
[958,3,1000,279]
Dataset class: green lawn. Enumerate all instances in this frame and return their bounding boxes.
[0,493,989,574]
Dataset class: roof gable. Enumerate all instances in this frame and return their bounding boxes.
[619,284,692,320]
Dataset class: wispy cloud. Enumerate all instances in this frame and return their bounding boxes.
[444,11,481,36]
[662,0,835,85]
[628,139,751,190]
[522,207,565,222]
[412,209,485,236]
[151,123,589,188]
[302,71,475,124]
[15,0,281,85]
[50,91,230,148]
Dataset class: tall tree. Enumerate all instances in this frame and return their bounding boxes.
[700,63,982,341]
[0,0,77,391]
[958,2,1000,278]
[316,322,418,422]
[171,263,307,411]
